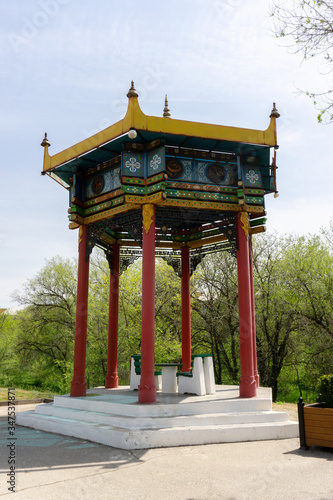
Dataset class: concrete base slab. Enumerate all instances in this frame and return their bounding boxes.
[16,385,299,450]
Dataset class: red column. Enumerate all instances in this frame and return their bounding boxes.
[181,246,192,372]
[71,225,90,397]
[105,244,120,389]
[236,212,257,398]
[138,204,157,404]
[249,235,259,388]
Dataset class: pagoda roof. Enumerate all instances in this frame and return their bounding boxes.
[41,82,279,188]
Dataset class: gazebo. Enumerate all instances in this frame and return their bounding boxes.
[40,82,280,404]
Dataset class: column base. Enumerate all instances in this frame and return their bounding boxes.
[70,379,87,397]
[254,371,260,388]
[239,376,257,398]
[138,383,157,404]
[105,373,119,389]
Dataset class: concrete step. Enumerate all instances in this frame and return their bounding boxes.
[35,403,289,429]
[52,394,273,417]
[16,410,299,450]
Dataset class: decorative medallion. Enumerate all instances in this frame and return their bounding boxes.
[122,152,143,177]
[148,148,164,176]
[126,157,141,173]
[166,158,183,179]
[92,174,105,195]
[150,154,161,170]
[142,204,154,234]
[244,167,262,188]
[206,163,226,184]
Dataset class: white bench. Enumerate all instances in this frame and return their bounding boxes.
[177,356,206,396]
[129,356,162,391]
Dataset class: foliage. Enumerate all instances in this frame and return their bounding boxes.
[253,233,299,401]
[10,256,77,391]
[86,254,182,387]
[1,223,333,403]
[192,251,239,384]
[317,374,333,407]
[270,0,333,123]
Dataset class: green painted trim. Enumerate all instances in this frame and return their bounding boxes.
[121,176,145,186]
[166,188,238,203]
[121,185,146,195]
[244,196,264,205]
[84,189,123,208]
[244,188,265,196]
[146,181,166,194]
[84,196,125,216]
[167,181,237,194]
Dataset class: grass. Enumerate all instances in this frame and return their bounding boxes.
[0,387,57,401]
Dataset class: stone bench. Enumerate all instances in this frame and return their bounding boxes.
[129,355,162,391]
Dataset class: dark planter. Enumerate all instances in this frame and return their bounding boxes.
[298,397,333,449]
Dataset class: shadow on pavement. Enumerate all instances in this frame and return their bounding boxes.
[283,445,333,461]
[0,417,147,474]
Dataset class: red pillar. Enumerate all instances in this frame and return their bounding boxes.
[181,246,192,372]
[138,204,157,404]
[71,225,90,397]
[105,244,120,389]
[236,212,257,398]
[249,235,259,388]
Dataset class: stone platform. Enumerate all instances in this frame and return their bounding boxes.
[16,385,299,450]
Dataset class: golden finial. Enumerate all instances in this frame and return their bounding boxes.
[41,132,50,147]
[163,95,171,118]
[127,80,138,98]
[270,102,280,118]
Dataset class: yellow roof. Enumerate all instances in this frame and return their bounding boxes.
[42,82,279,176]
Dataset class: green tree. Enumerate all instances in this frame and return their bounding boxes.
[271,0,333,122]
[253,233,299,401]
[279,233,333,387]
[85,252,182,387]
[12,256,77,391]
[0,311,21,387]
[192,252,240,384]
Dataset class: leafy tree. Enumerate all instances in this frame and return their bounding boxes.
[271,0,333,122]
[0,311,21,387]
[86,252,182,387]
[253,233,299,401]
[12,256,77,391]
[192,251,240,384]
[278,233,333,388]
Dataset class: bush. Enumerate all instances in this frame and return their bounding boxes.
[317,375,333,408]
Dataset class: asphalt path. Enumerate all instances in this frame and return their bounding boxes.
[0,404,332,500]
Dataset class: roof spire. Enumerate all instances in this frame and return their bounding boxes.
[41,132,50,147]
[270,102,280,119]
[163,95,171,118]
[127,80,138,98]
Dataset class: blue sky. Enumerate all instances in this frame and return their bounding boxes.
[1,0,332,308]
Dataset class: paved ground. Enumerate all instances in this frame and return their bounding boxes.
[0,404,332,500]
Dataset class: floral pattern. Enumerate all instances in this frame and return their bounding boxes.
[244,167,261,187]
[125,157,141,173]
[149,154,161,171]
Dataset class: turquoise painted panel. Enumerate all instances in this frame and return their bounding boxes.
[243,167,262,188]
[112,166,121,189]
[85,170,113,200]
[148,147,165,176]
[165,156,237,186]
[122,152,144,177]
